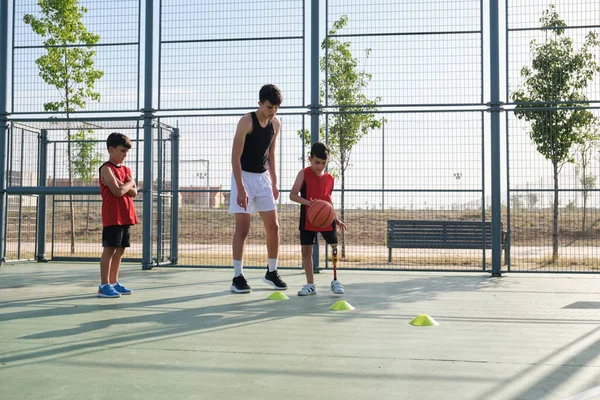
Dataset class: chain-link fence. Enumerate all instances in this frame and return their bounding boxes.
[1,0,599,272]
[506,0,600,272]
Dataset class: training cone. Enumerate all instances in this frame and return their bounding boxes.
[329,300,355,311]
[409,314,439,326]
[267,291,289,300]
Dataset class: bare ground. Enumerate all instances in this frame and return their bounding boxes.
[7,203,600,269]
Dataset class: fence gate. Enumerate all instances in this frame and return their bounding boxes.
[3,123,39,262]
[3,120,178,266]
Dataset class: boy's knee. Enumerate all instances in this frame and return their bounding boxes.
[265,221,279,234]
[103,247,117,255]
[235,227,250,238]
[301,246,312,257]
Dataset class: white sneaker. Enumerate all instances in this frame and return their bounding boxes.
[297,283,317,296]
[331,279,345,294]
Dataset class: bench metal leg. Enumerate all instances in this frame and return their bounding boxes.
[388,248,392,263]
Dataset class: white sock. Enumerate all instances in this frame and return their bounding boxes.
[267,258,277,272]
[101,283,110,288]
[234,260,243,277]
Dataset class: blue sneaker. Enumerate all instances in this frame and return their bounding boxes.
[113,282,132,295]
[98,284,121,298]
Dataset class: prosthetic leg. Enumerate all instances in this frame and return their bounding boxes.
[331,244,338,281]
[330,244,344,294]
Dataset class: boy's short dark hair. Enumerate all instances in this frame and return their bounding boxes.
[310,142,330,160]
[106,132,132,150]
[259,84,283,105]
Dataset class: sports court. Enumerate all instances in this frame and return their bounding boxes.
[2,262,600,400]
[2,0,600,399]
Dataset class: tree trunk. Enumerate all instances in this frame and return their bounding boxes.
[340,166,346,259]
[339,125,346,259]
[582,162,587,233]
[582,191,588,233]
[86,197,91,232]
[64,58,75,254]
[552,161,559,263]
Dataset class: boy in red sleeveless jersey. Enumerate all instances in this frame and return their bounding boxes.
[290,142,346,296]
[98,132,138,298]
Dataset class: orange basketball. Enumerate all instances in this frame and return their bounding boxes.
[307,200,336,228]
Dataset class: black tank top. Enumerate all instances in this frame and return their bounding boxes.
[240,112,275,173]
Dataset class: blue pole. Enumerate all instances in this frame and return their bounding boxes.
[0,0,9,264]
[142,0,155,269]
[310,0,320,271]
[36,129,48,261]
[489,0,502,276]
[170,128,179,264]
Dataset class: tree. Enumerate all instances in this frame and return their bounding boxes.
[298,15,382,258]
[24,0,104,253]
[526,192,539,210]
[574,127,599,232]
[72,129,103,232]
[510,194,523,211]
[511,5,600,262]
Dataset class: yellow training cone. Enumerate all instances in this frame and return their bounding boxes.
[329,300,355,311]
[409,314,439,326]
[267,291,289,300]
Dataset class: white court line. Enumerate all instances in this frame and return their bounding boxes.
[564,385,600,400]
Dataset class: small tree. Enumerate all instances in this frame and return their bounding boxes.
[510,194,523,211]
[574,127,599,232]
[24,0,104,253]
[298,15,382,258]
[511,5,600,262]
[72,129,103,232]
[526,192,539,210]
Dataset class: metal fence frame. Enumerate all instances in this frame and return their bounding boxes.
[1,1,599,273]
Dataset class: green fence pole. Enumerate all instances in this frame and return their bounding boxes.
[36,129,48,261]
[0,0,9,265]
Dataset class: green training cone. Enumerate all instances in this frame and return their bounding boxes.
[409,314,439,326]
[329,300,355,311]
[267,291,289,300]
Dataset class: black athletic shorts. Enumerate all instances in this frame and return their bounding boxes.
[102,225,131,248]
[300,229,338,246]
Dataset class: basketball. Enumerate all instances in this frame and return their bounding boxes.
[307,200,335,228]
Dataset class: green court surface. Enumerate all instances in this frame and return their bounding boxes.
[2,262,600,400]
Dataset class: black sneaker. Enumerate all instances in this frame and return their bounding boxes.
[230,275,251,293]
[263,269,288,290]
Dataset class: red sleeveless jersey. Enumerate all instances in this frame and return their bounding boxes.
[100,162,138,227]
[299,167,335,232]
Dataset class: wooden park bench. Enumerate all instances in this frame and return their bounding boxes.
[387,219,508,264]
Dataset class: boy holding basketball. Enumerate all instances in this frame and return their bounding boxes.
[98,132,138,298]
[290,142,346,296]
[229,84,287,293]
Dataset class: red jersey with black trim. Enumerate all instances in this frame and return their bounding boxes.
[299,167,335,232]
[100,162,138,227]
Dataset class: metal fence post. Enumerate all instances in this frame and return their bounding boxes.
[36,129,48,262]
[156,126,163,264]
[170,128,179,264]
[310,0,320,272]
[0,0,9,265]
[141,0,155,270]
[490,0,503,277]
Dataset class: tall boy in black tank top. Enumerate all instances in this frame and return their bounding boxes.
[229,84,288,293]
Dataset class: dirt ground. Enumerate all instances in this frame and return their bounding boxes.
[7,202,600,268]
[10,203,600,247]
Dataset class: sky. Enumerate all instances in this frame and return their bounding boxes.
[4,0,600,210]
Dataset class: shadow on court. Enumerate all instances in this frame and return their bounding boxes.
[2,262,600,400]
